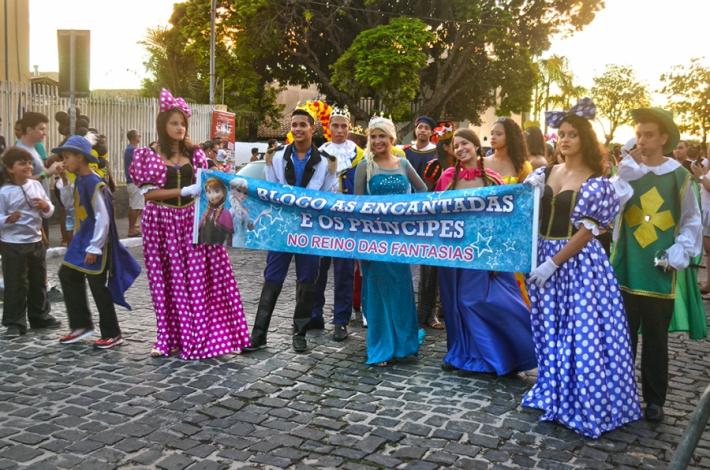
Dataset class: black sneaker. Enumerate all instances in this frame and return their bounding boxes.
[333,325,348,342]
[308,316,325,331]
[243,336,266,353]
[644,404,664,422]
[292,334,307,353]
[47,286,64,303]
[31,317,62,330]
[441,362,456,372]
[4,326,23,338]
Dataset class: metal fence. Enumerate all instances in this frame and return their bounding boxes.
[0,80,214,184]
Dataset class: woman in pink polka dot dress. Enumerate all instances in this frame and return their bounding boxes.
[129,89,250,359]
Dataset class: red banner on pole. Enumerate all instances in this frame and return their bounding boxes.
[210,111,236,143]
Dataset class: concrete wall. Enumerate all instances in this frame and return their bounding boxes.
[0,0,30,83]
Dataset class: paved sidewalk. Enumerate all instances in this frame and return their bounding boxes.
[0,246,709,469]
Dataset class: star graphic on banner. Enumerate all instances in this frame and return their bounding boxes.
[486,255,502,270]
[470,232,493,258]
[504,239,516,252]
[252,222,269,239]
[271,206,285,224]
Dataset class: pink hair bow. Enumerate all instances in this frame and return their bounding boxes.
[159,88,192,117]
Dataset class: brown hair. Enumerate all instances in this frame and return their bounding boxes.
[447,129,493,190]
[204,177,227,206]
[0,147,34,186]
[156,109,193,160]
[559,114,603,176]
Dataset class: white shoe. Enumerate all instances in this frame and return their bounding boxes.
[362,313,368,328]
[59,329,95,344]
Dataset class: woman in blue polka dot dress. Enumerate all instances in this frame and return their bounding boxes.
[522,113,641,438]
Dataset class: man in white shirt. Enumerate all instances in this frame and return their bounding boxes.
[612,108,702,422]
[244,108,337,353]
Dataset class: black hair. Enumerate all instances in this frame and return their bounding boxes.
[494,118,529,174]
[291,109,315,125]
[251,147,259,153]
[267,139,278,147]
[0,146,34,186]
[525,127,545,156]
[19,112,48,134]
[435,137,453,171]
[559,114,603,175]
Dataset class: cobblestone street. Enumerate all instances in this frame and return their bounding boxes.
[1,246,710,469]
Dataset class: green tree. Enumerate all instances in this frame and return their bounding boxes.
[660,57,710,145]
[230,0,602,130]
[139,26,201,99]
[331,17,434,120]
[591,64,650,145]
[530,56,567,126]
[529,55,585,130]
[141,0,283,139]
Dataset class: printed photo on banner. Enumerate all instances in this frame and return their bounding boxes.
[193,169,540,272]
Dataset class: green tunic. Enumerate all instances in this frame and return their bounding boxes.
[669,181,707,339]
[611,166,690,299]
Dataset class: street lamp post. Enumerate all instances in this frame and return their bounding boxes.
[209,0,216,106]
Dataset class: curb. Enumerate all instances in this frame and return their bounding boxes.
[45,237,144,260]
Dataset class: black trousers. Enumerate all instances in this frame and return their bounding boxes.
[1,241,53,332]
[622,291,674,407]
[58,264,120,338]
[417,265,439,324]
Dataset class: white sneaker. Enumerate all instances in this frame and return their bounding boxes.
[59,329,95,344]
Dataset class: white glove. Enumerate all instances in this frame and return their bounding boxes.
[180,183,201,197]
[665,243,689,271]
[524,170,546,190]
[528,257,559,288]
[327,157,338,175]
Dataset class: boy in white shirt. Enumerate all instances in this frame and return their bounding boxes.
[0,147,60,337]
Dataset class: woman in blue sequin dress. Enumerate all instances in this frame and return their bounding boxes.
[354,116,427,366]
[522,114,641,438]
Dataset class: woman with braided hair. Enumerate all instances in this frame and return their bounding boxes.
[435,128,536,376]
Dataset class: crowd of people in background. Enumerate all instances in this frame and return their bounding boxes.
[2,89,710,440]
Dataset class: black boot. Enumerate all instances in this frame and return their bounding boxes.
[244,281,282,352]
[292,282,316,352]
[417,265,438,325]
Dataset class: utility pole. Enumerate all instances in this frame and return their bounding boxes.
[209,0,216,106]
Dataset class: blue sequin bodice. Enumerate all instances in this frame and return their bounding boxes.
[368,174,410,196]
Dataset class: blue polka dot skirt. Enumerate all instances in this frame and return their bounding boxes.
[522,237,642,438]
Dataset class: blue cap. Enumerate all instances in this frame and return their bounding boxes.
[52,135,98,163]
[415,115,436,129]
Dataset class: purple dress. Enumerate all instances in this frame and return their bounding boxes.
[522,168,641,438]
[129,147,250,359]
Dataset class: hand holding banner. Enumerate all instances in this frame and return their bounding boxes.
[193,169,539,272]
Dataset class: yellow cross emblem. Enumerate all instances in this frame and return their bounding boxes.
[623,187,675,248]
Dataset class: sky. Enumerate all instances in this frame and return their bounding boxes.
[29,0,710,139]
[29,0,176,89]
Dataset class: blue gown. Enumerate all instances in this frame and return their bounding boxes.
[522,168,641,438]
[438,268,536,375]
[360,170,423,364]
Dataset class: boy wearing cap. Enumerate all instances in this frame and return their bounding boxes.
[403,115,437,179]
[611,108,702,422]
[54,136,140,349]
